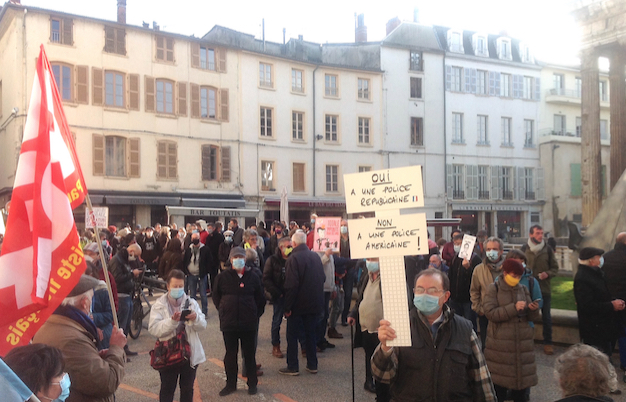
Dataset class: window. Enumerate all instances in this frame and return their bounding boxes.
[410,77,422,99]
[531,212,541,224]
[201,145,219,181]
[411,117,423,146]
[156,79,174,114]
[478,166,489,199]
[570,164,608,197]
[520,43,532,63]
[105,71,125,108]
[553,73,564,92]
[501,117,512,146]
[575,77,582,98]
[292,69,304,92]
[106,136,127,177]
[200,47,216,70]
[51,63,73,101]
[155,36,175,62]
[554,114,566,135]
[500,73,511,97]
[358,117,370,144]
[476,35,488,56]
[325,115,338,142]
[452,113,463,143]
[525,168,535,200]
[452,164,464,199]
[477,115,488,144]
[359,166,372,172]
[192,44,226,72]
[259,63,273,87]
[50,17,72,45]
[358,78,370,100]
[326,165,338,192]
[293,163,305,192]
[524,119,534,147]
[450,32,462,53]
[292,111,304,140]
[523,76,533,99]
[200,86,217,119]
[157,141,177,179]
[92,135,140,178]
[260,107,273,137]
[501,167,513,199]
[410,51,423,71]
[576,117,582,137]
[261,161,275,191]
[499,39,511,60]
[601,119,608,140]
[599,80,608,102]
[325,74,338,97]
[477,70,488,95]
[451,67,462,91]
[104,26,126,55]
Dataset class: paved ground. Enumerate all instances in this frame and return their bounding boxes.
[115,291,625,402]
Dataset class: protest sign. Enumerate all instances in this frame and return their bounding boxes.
[312,217,341,252]
[458,234,476,260]
[85,207,108,229]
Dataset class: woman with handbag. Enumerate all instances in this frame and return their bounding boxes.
[149,269,207,402]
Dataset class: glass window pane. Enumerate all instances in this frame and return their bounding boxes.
[105,73,114,105]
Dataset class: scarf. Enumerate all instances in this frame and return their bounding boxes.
[527,238,545,254]
[54,304,100,348]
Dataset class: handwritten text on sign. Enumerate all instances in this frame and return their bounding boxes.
[343,166,424,214]
[348,213,428,259]
[85,207,109,229]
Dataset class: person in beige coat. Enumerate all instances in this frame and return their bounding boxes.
[33,275,126,402]
[483,259,539,402]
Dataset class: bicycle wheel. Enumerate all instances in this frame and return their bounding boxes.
[128,298,143,339]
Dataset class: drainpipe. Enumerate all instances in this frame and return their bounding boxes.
[442,53,448,218]
[312,65,319,197]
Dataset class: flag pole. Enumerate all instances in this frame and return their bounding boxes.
[84,195,119,329]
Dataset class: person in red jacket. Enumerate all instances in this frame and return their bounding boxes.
[441,228,461,266]
[306,214,317,250]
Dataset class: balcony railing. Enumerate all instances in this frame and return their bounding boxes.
[525,191,536,200]
[453,190,465,200]
[547,88,609,102]
[478,191,490,200]
[502,190,514,200]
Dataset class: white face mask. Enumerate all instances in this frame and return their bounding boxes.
[128,254,136,261]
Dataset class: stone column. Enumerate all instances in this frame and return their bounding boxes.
[580,50,602,227]
[609,48,626,190]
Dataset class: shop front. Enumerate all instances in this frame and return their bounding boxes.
[451,203,541,241]
[264,197,346,226]
[166,206,259,230]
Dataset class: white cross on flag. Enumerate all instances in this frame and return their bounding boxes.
[0,45,87,355]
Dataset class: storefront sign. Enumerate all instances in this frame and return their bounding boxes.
[85,207,109,229]
[344,166,424,214]
[348,213,427,259]
[312,217,341,252]
[166,206,259,218]
[452,204,528,212]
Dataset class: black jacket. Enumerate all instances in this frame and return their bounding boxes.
[212,268,265,332]
[574,264,622,344]
[231,227,244,247]
[603,243,626,300]
[205,232,225,272]
[139,235,160,264]
[108,249,133,295]
[182,244,211,277]
[448,252,483,303]
[263,248,287,301]
[284,243,325,315]
[404,255,426,290]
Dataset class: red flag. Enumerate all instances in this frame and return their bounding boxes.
[0,45,88,355]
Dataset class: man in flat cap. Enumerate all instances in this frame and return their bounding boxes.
[574,247,626,356]
[34,275,127,402]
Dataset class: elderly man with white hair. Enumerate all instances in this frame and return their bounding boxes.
[34,275,127,402]
[554,343,615,401]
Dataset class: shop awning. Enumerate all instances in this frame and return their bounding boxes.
[181,198,246,208]
[264,197,346,208]
[105,195,180,205]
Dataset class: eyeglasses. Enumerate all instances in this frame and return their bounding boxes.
[414,287,444,295]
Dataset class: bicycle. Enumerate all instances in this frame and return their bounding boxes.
[129,264,168,339]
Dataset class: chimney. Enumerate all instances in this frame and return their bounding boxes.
[355,13,367,43]
[117,0,126,24]
[298,34,303,41]
[413,7,420,23]
[386,17,401,36]
[153,21,160,31]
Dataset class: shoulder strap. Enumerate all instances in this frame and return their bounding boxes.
[528,276,534,295]
[521,244,528,253]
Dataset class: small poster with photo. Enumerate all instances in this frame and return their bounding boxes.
[458,234,476,260]
[312,217,341,252]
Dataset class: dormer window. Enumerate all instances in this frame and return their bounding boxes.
[447,30,464,53]
[472,33,488,57]
[497,38,512,60]
[520,43,533,63]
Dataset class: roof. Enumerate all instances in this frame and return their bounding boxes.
[381,22,443,53]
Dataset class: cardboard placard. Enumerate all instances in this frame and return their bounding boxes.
[458,234,476,260]
[312,217,341,252]
[343,165,424,214]
[85,207,109,229]
[348,213,428,259]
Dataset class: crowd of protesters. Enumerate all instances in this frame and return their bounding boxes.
[6,216,626,401]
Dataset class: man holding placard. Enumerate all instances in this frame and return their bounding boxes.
[448,233,482,332]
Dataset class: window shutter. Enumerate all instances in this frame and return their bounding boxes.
[491,165,501,200]
[536,167,545,201]
[470,69,477,93]
[128,74,139,110]
[517,167,526,200]
[489,71,495,96]
[168,142,177,179]
[129,138,140,177]
[62,18,73,45]
[219,88,229,122]
[92,67,103,106]
[534,77,541,101]
[221,146,231,182]
[190,83,200,118]
[177,82,187,116]
[495,72,501,95]
[201,145,211,181]
[92,134,104,175]
[191,43,200,68]
[156,36,164,60]
[166,38,175,62]
[465,68,471,93]
[467,165,478,200]
[446,164,453,199]
[218,47,227,72]
[75,65,88,104]
[157,142,167,178]
[116,28,126,55]
[445,65,451,91]
[104,26,114,52]
[145,76,155,112]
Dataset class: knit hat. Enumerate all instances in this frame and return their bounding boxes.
[68,275,100,297]
[579,247,604,261]
[108,225,117,233]
[223,230,234,237]
[84,242,100,253]
[502,259,524,276]
[229,247,246,259]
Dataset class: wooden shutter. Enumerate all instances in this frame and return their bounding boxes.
[92,67,103,106]
[446,164,453,199]
[517,167,526,200]
[218,47,227,72]
[534,77,541,101]
[62,18,73,45]
[494,72,501,95]
[465,68,471,93]
[116,28,126,55]
[445,65,451,91]
[489,71,496,96]
[219,88,229,122]
[157,141,167,178]
[167,142,177,178]
[470,69,477,93]
[293,163,305,192]
[128,74,140,110]
[104,26,115,52]
[536,168,545,201]
[191,42,200,68]
[201,145,211,181]
[570,164,582,196]
[491,165,501,200]
[166,38,175,62]
[221,146,231,182]
[467,165,478,200]
[145,76,155,112]
[156,36,164,60]
[75,65,88,104]
[129,138,140,177]
[190,83,200,118]
[92,134,104,175]
[177,82,187,116]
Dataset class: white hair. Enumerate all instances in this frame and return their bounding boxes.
[292,231,306,246]
[61,289,94,307]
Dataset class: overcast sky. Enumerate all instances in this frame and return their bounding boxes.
[22,0,583,65]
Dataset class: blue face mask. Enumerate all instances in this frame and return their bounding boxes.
[45,372,71,402]
[486,250,500,262]
[599,256,605,268]
[169,288,185,299]
[413,294,441,316]
[522,262,527,269]
[232,258,246,271]
[366,260,379,273]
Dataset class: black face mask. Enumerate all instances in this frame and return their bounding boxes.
[192,239,200,245]
[275,230,282,235]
